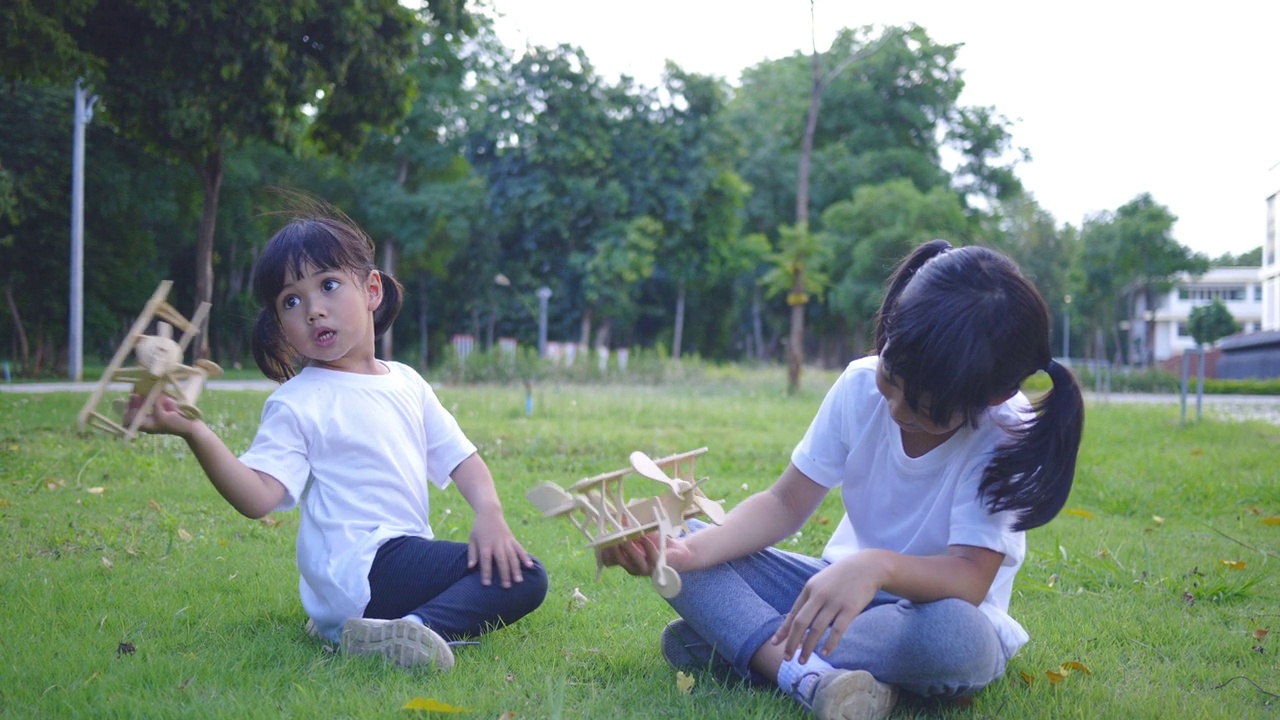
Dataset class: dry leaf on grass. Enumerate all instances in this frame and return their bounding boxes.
[676,671,696,694]
[402,697,471,712]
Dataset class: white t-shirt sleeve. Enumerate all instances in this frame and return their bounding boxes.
[791,361,870,489]
[948,460,1022,557]
[420,382,477,487]
[238,398,312,512]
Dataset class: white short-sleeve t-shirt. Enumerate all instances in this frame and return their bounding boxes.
[790,355,1032,658]
[238,361,477,642]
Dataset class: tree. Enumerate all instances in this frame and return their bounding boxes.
[1188,299,1238,349]
[70,0,430,356]
[1109,193,1208,367]
[821,178,968,357]
[730,19,1024,389]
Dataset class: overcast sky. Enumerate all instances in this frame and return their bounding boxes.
[487,0,1280,259]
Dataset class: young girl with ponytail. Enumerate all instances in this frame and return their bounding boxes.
[600,239,1084,720]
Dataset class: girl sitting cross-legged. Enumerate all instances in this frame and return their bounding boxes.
[126,203,548,671]
[600,240,1084,720]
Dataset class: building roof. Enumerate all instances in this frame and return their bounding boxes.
[1220,329,1280,352]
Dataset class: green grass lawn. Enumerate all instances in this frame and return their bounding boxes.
[2,369,1278,718]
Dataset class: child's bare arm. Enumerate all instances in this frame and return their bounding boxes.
[125,394,286,518]
[451,452,534,588]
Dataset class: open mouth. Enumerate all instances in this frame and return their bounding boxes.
[315,329,336,344]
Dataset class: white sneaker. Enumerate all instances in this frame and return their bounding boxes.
[811,669,897,720]
[339,618,455,671]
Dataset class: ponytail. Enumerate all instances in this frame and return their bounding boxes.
[373,270,405,339]
[251,308,298,384]
[979,359,1085,531]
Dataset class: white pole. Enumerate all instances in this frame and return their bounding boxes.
[69,79,98,381]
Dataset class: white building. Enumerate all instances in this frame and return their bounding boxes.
[1130,266,1263,363]
[1264,162,1280,330]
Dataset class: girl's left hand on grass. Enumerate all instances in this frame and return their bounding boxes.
[771,551,882,663]
[468,513,533,589]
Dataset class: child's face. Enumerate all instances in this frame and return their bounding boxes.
[875,357,966,438]
[275,263,383,373]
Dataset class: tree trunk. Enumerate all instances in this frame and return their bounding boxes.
[751,282,765,361]
[579,308,592,348]
[194,146,224,360]
[788,48,823,394]
[672,280,686,359]
[4,283,30,372]
[417,271,429,370]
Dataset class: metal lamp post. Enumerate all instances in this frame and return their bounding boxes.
[1062,294,1071,360]
[536,286,552,357]
[69,79,99,381]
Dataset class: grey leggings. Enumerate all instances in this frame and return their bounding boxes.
[667,521,1007,698]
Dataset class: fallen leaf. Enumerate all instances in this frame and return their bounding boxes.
[568,587,589,611]
[87,487,105,495]
[1062,661,1091,675]
[1018,671,1035,684]
[101,556,113,569]
[676,671,695,694]
[1064,508,1095,519]
[260,515,279,527]
[1045,669,1067,685]
[1096,549,1110,558]
[149,499,162,512]
[497,712,516,720]
[1253,629,1269,641]
[125,546,136,556]
[1262,517,1280,526]
[1221,560,1246,570]
[402,697,471,712]
[177,528,193,542]
[0,499,10,508]
[1152,515,1164,525]
[1047,573,1058,588]
[1190,448,1204,456]
[1248,507,1262,515]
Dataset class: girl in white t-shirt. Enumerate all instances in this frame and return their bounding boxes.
[600,240,1084,720]
[125,207,547,672]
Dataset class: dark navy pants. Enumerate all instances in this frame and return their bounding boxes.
[363,535,548,641]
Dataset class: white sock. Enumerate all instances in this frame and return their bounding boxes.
[776,651,834,696]
[401,613,426,626]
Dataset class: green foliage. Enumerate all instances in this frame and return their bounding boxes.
[1188,299,1238,347]
[3,381,1279,718]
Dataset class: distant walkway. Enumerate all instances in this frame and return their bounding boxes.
[0,379,279,393]
[4,381,1278,426]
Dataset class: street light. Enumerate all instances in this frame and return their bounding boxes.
[536,286,552,358]
[493,274,552,357]
[69,78,99,382]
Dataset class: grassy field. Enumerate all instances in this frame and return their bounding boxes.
[2,367,1278,718]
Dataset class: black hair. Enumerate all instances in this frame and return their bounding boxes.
[874,239,1084,531]
[250,211,404,383]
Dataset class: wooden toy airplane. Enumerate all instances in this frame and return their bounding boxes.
[77,280,223,441]
[526,447,726,598]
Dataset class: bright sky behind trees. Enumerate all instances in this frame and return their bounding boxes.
[488,0,1280,259]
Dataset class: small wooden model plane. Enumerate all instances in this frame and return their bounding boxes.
[526,447,726,598]
[77,280,223,441]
